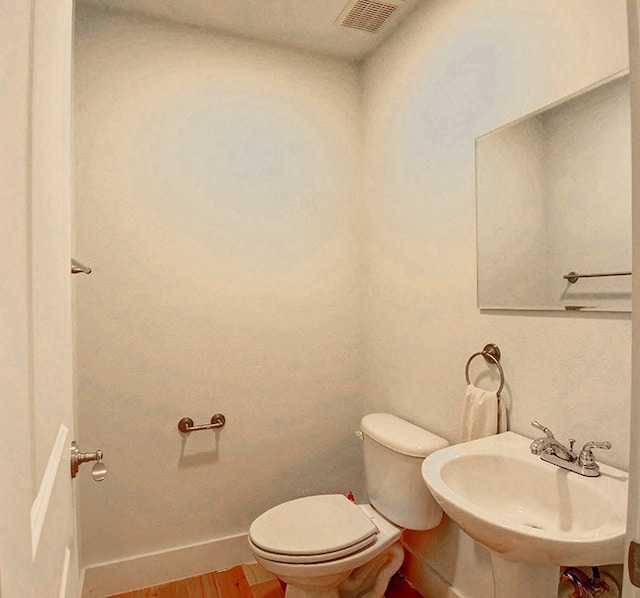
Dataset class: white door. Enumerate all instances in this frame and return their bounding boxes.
[0,0,80,596]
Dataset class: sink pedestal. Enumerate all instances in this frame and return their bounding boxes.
[490,551,559,598]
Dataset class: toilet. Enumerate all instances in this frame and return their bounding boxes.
[248,413,449,597]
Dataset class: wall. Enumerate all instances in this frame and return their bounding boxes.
[361,1,630,596]
[0,2,37,593]
[73,5,364,591]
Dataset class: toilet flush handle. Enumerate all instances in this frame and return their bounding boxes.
[355,431,364,440]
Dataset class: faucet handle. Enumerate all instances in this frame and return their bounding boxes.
[531,421,555,438]
[578,441,612,469]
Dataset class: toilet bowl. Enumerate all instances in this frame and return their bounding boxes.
[248,414,448,597]
[250,498,403,597]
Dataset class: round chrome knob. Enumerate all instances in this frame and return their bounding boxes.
[91,460,107,482]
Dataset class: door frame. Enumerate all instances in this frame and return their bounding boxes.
[626,0,640,591]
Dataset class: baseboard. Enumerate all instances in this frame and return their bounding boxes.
[81,532,253,597]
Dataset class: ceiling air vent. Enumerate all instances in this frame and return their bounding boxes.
[336,0,405,34]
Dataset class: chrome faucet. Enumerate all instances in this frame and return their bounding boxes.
[529,421,611,477]
[529,421,577,461]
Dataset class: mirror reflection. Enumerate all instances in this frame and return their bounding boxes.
[476,70,631,312]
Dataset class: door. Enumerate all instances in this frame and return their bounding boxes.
[0,0,80,596]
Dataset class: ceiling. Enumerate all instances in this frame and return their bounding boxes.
[79,0,423,61]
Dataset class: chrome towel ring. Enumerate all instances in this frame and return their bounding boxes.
[464,343,505,397]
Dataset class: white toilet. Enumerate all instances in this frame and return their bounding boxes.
[248,413,449,597]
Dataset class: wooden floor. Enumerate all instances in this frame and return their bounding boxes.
[107,562,422,597]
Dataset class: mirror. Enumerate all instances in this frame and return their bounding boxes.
[476,70,631,312]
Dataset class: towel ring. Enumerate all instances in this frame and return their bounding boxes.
[464,343,505,397]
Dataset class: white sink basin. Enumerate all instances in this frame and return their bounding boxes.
[421,431,627,595]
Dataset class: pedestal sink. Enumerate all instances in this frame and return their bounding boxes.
[421,432,628,598]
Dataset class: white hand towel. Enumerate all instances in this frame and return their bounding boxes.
[459,384,506,442]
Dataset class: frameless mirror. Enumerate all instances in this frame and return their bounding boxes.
[476,70,631,312]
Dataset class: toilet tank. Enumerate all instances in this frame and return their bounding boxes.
[361,413,449,530]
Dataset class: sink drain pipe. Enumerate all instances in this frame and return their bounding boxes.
[560,566,619,597]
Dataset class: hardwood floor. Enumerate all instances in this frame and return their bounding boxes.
[106,562,422,597]
[107,563,284,598]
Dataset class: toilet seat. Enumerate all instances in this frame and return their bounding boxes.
[249,494,380,564]
[249,534,377,564]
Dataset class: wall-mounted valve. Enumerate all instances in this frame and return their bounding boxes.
[70,441,107,481]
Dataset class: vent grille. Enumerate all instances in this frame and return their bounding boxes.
[337,0,404,34]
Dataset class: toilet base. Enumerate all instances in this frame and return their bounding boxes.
[280,542,404,598]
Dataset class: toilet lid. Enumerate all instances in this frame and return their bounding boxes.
[249,494,378,558]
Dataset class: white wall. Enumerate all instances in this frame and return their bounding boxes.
[362,1,630,595]
[73,4,365,579]
[0,1,47,594]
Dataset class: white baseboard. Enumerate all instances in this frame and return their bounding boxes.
[81,532,253,597]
